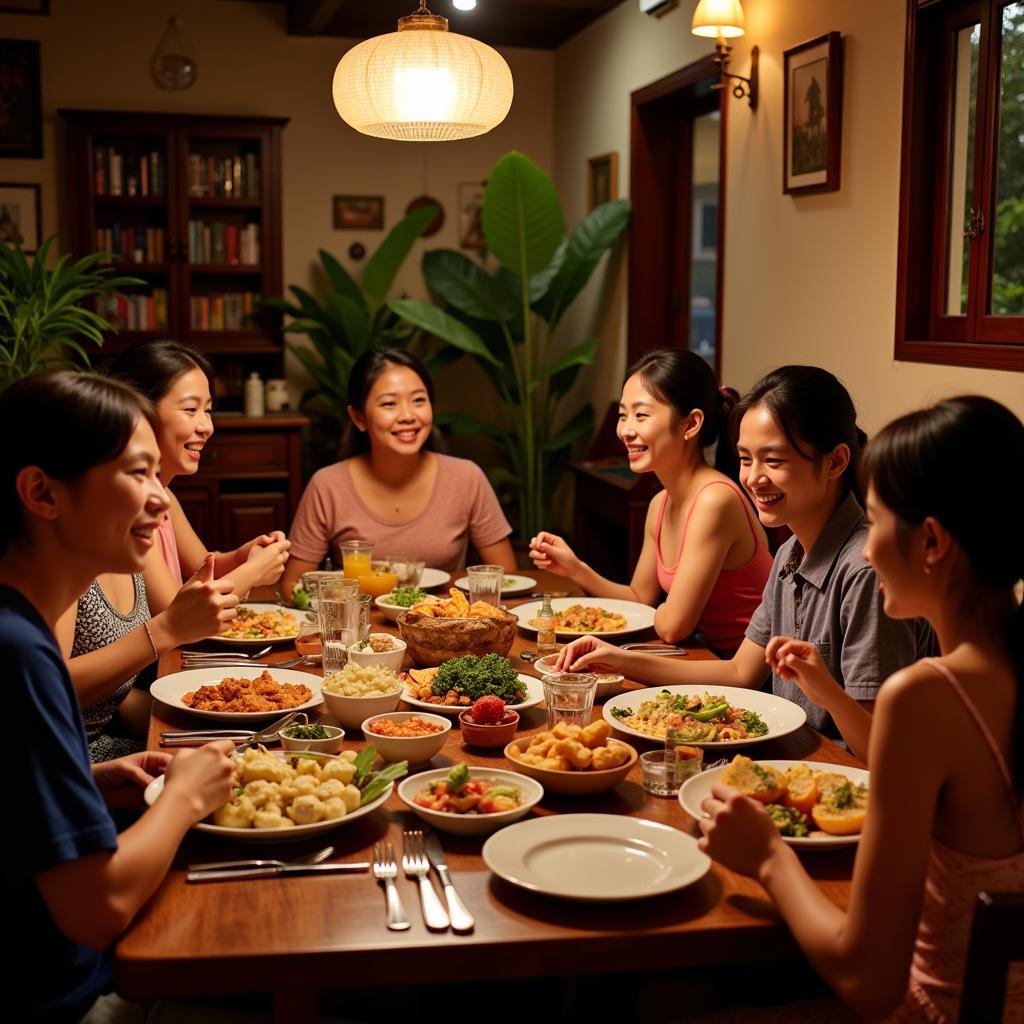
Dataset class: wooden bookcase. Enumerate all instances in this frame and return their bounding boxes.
[59,110,305,551]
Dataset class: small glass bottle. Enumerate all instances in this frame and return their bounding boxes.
[536,593,557,654]
[244,371,265,417]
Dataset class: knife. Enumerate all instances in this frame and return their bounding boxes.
[187,862,369,884]
[424,831,474,933]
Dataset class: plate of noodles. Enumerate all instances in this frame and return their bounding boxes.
[512,597,656,638]
[210,603,301,645]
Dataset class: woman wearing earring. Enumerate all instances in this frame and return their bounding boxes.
[280,348,516,599]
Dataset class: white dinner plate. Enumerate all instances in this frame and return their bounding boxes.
[453,573,537,596]
[679,759,869,850]
[207,603,301,646]
[419,568,451,590]
[144,772,392,844]
[151,666,323,722]
[402,672,544,715]
[603,685,807,748]
[375,592,439,622]
[483,813,711,901]
[512,597,656,638]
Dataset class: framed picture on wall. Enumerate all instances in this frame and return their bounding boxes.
[0,182,41,252]
[587,152,618,211]
[333,195,384,230]
[783,32,842,195]
[458,181,486,249]
[0,39,43,158]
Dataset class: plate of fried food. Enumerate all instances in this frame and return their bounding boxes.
[145,746,405,842]
[512,597,656,637]
[211,603,301,645]
[678,755,870,849]
[505,720,638,795]
[151,667,323,721]
[403,654,544,714]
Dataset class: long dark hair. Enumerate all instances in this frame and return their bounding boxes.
[732,365,867,503]
[341,347,442,458]
[105,338,212,403]
[0,372,155,556]
[862,395,1024,786]
[625,348,739,479]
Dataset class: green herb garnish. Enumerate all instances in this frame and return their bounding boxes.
[609,706,630,719]
[282,723,330,740]
[388,586,428,607]
[740,710,769,736]
[291,584,312,610]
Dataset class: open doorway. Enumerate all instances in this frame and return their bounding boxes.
[628,57,725,375]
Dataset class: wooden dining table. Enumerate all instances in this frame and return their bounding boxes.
[118,571,862,1023]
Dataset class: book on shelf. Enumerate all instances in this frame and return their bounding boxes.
[93,147,164,198]
[95,225,165,264]
[100,288,169,331]
[187,152,260,199]
[188,219,260,265]
[189,291,260,330]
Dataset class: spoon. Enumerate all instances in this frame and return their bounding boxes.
[189,845,334,873]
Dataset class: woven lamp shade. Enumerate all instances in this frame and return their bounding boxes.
[333,14,513,142]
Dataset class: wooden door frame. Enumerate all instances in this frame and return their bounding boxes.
[628,56,727,379]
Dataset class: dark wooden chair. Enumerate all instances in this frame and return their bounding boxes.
[958,891,1024,1022]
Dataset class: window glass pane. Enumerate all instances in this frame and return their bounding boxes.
[944,22,981,317]
[690,109,719,367]
[991,2,1024,316]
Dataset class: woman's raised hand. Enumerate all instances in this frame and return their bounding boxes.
[155,554,239,647]
[554,634,628,674]
[765,636,844,708]
[528,532,581,577]
[244,533,291,586]
[163,741,236,822]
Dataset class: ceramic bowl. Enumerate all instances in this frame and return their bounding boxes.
[361,711,451,764]
[346,633,407,673]
[459,709,520,748]
[532,654,626,699]
[504,737,638,796]
[321,687,402,730]
[279,723,345,755]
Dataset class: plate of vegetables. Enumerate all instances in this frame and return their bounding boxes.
[376,588,438,622]
[403,653,544,714]
[397,763,543,835]
[603,685,806,747]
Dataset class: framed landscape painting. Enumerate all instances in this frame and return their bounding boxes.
[0,182,41,252]
[0,39,42,158]
[333,195,383,230]
[783,32,842,195]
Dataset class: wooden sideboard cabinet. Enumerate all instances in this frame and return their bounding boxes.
[179,413,307,551]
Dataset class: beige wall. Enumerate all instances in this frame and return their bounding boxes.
[552,0,1023,433]
[0,0,554,410]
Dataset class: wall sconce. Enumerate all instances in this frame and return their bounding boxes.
[690,0,758,110]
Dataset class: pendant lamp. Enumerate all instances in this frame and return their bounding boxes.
[332,1,514,142]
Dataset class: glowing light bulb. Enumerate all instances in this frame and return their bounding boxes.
[453,0,477,10]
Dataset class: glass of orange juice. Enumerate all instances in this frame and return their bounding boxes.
[359,565,399,597]
[340,540,374,580]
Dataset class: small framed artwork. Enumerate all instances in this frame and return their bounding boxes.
[0,182,42,252]
[333,195,383,230]
[0,39,43,158]
[587,152,618,211]
[0,1,49,12]
[458,181,486,249]
[783,32,842,195]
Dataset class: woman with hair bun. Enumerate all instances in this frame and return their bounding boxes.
[531,348,772,652]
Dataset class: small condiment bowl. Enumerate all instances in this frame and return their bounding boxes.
[361,711,451,764]
[279,723,345,755]
[346,632,407,673]
[533,654,626,698]
[459,709,520,748]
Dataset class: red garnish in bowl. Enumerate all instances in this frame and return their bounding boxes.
[471,695,506,725]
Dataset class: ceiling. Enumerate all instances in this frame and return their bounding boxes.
[262,1,628,49]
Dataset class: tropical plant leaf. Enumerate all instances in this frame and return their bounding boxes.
[529,336,599,391]
[318,249,366,310]
[325,293,370,353]
[423,345,464,376]
[387,299,501,367]
[434,410,509,444]
[422,249,518,323]
[482,152,565,277]
[544,404,595,452]
[362,204,438,315]
[533,199,631,328]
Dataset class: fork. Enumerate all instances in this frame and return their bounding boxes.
[401,830,449,930]
[372,841,411,931]
[181,645,272,659]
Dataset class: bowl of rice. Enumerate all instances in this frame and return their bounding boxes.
[321,662,403,728]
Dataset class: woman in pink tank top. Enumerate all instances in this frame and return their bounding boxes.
[530,349,771,652]
[698,396,1024,1022]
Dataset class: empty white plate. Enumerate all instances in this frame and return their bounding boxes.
[482,813,710,901]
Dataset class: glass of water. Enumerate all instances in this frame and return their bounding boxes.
[318,581,365,676]
[541,672,598,731]
[466,563,504,606]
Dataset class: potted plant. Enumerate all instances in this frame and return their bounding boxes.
[389,151,630,539]
[261,204,441,469]
[0,236,142,390]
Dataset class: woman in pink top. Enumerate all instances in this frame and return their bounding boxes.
[699,396,1024,1022]
[280,348,515,596]
[530,349,771,651]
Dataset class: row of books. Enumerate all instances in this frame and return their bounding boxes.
[94,148,165,197]
[187,153,260,199]
[95,225,165,264]
[100,290,169,332]
[189,292,260,331]
[187,221,261,265]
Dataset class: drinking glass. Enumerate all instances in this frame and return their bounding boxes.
[640,751,681,797]
[301,570,350,610]
[359,560,399,597]
[318,581,365,676]
[466,563,504,606]
[541,672,598,731]
[665,730,704,787]
[340,540,374,580]
[390,556,425,588]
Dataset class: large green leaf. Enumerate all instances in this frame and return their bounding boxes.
[529,336,599,391]
[362,204,438,315]
[388,299,501,367]
[544,404,595,452]
[434,410,508,444]
[325,293,370,352]
[318,249,366,310]
[533,199,631,328]
[482,152,565,277]
[422,249,518,323]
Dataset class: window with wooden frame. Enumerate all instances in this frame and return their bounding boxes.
[895,0,1023,371]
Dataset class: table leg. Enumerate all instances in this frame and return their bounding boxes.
[273,989,317,1024]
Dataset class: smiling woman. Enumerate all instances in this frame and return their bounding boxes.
[280,348,516,600]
